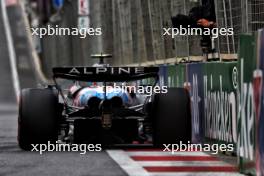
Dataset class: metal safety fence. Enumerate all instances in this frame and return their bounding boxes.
[23,0,264,72]
[215,0,264,54]
[108,0,264,65]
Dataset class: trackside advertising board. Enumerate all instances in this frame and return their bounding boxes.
[186,63,204,144]
[254,30,264,176]
[202,62,237,146]
[187,62,237,145]
[167,65,178,87]
[158,65,168,86]
[258,29,264,176]
[237,34,256,175]
[155,30,264,175]
[174,64,187,87]
[166,62,237,145]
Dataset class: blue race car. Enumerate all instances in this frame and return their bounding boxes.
[18,66,191,149]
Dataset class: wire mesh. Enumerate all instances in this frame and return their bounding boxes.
[248,0,264,32]
[214,0,264,54]
[67,0,264,65]
[170,0,201,58]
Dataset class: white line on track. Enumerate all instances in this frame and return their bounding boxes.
[1,0,20,100]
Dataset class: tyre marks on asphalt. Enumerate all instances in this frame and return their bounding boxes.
[107,149,244,176]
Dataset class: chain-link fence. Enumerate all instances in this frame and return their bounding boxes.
[106,0,202,65]
[27,0,264,67]
[214,0,264,54]
[171,0,202,58]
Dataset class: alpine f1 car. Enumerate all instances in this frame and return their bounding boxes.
[18,65,191,150]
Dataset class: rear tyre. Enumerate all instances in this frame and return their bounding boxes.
[152,88,191,147]
[18,88,60,150]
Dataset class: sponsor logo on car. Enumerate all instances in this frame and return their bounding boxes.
[68,67,145,75]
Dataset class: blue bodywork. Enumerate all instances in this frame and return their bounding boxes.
[75,87,129,106]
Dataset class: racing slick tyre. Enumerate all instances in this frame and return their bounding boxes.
[152,88,191,147]
[18,88,60,150]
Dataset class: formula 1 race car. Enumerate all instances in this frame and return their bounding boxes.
[18,63,191,150]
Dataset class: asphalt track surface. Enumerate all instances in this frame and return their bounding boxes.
[0,3,127,175]
[0,2,245,176]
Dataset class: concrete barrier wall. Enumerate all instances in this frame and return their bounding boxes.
[253,30,264,176]
[237,34,256,175]
[166,62,237,146]
[159,30,264,175]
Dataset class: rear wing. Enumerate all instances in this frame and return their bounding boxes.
[52,67,159,82]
